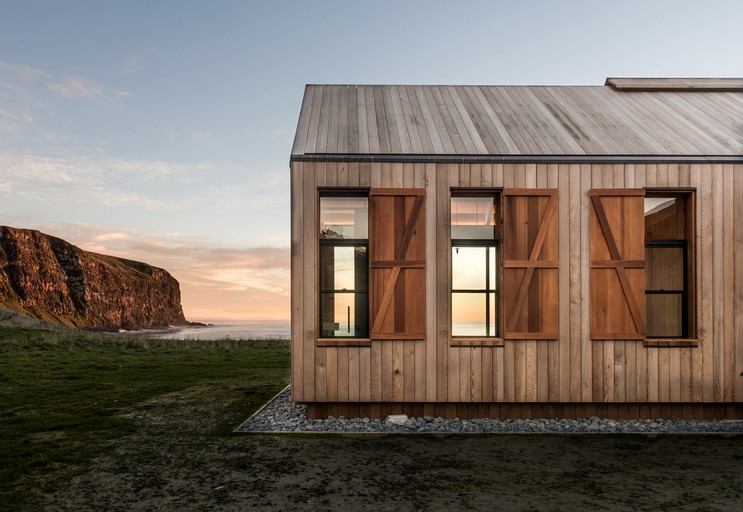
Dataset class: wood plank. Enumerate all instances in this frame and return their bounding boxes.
[381,342,393,401]
[370,341,382,402]
[449,86,489,153]
[356,86,369,154]
[515,341,527,401]
[494,163,504,187]
[372,86,391,154]
[469,86,520,153]
[735,164,743,402]
[657,347,670,402]
[415,337,426,402]
[302,165,317,401]
[647,347,659,402]
[423,87,456,153]
[340,347,353,402]
[482,163,493,188]
[437,164,453,401]
[292,86,314,156]
[305,86,326,154]
[580,164,592,401]
[669,348,681,402]
[392,162,404,188]
[326,347,338,402]
[524,340,546,402]
[712,164,723,401]
[448,346,461,402]
[359,346,371,402]
[337,86,349,154]
[482,347,494,402]
[568,164,581,401]
[389,85,413,153]
[614,342,625,402]
[591,165,604,402]
[723,164,735,401]
[494,342,504,401]
[459,163,471,187]
[413,87,445,153]
[592,342,604,401]
[365,87,381,154]
[291,164,304,401]
[380,86,402,153]
[440,86,478,153]
[327,85,340,154]
[398,86,424,153]
[403,340,416,402]
[460,346,471,401]
[537,340,548,401]
[425,163,438,402]
[603,342,615,402]
[370,162,382,188]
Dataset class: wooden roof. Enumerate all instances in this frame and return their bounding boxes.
[291,81,743,160]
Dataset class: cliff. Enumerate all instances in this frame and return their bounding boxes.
[0,226,190,331]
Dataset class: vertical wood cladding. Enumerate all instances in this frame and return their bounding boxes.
[291,162,743,407]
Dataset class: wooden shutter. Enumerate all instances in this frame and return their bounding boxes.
[589,189,645,340]
[369,189,425,339]
[503,189,559,339]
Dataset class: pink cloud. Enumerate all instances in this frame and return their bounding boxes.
[47,75,130,102]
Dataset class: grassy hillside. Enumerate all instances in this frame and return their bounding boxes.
[0,326,290,511]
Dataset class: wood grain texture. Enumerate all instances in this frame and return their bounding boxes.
[293,85,743,158]
[292,161,741,412]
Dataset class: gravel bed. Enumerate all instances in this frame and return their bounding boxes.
[238,386,743,434]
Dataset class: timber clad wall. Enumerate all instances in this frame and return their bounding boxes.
[291,161,743,414]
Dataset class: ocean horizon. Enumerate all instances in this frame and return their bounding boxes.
[139,321,494,341]
[143,321,290,341]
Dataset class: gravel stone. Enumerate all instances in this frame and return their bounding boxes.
[238,386,743,434]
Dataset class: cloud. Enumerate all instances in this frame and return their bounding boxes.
[34,222,291,321]
[0,149,290,215]
[0,59,130,107]
[47,75,130,102]
[119,51,155,75]
[0,60,45,82]
[0,108,33,135]
[0,151,216,208]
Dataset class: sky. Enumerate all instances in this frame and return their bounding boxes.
[1,0,742,322]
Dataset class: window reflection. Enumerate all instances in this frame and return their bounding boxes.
[644,193,691,339]
[320,197,368,239]
[320,194,369,338]
[451,194,498,337]
[451,197,495,239]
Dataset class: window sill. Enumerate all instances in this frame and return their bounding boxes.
[450,338,505,347]
[644,338,698,348]
[316,338,372,347]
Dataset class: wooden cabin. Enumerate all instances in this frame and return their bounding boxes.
[289,78,743,420]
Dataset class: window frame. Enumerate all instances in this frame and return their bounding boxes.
[317,189,371,343]
[643,188,697,343]
[449,189,503,343]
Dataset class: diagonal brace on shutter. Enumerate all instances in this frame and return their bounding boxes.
[371,195,425,335]
[590,195,646,335]
[505,193,558,334]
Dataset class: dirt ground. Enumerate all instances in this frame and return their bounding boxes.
[41,384,743,512]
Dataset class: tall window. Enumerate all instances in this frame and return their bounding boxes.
[319,194,369,338]
[451,194,499,337]
[644,191,695,338]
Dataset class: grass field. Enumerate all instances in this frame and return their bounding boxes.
[2,325,742,511]
[0,326,290,511]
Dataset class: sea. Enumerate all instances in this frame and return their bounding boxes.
[139,321,290,341]
[134,321,490,341]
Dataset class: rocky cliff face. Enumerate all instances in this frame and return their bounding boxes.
[0,226,190,331]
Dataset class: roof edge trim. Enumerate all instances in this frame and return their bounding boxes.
[291,154,743,165]
[606,77,743,91]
